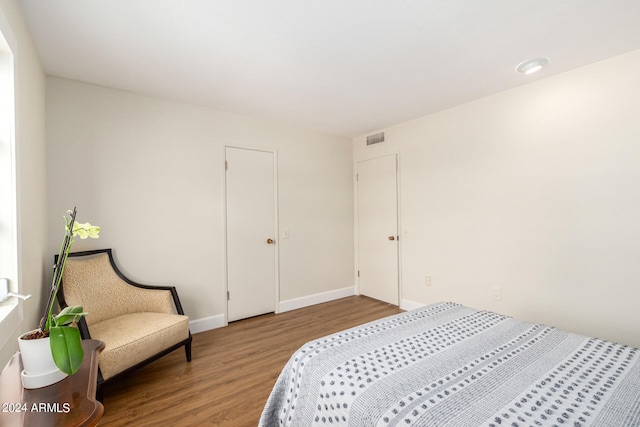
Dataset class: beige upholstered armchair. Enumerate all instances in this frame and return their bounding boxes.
[56,248,192,399]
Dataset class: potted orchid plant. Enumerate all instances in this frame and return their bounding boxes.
[19,207,100,387]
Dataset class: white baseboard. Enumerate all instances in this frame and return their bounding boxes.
[400,299,425,312]
[189,313,225,334]
[278,286,356,313]
[188,287,357,334]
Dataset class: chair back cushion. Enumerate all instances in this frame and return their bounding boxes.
[62,253,176,325]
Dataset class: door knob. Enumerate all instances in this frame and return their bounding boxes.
[266,238,275,244]
[388,235,396,241]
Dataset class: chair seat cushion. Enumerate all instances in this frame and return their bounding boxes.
[89,312,190,379]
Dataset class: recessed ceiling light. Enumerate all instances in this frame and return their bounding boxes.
[516,57,549,75]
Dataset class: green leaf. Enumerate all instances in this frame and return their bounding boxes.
[49,326,84,375]
[53,305,88,327]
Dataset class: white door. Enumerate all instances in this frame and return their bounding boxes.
[357,154,399,305]
[225,147,277,322]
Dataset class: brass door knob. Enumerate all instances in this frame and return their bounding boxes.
[388,235,396,241]
[266,238,275,244]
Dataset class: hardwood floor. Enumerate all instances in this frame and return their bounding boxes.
[98,296,403,426]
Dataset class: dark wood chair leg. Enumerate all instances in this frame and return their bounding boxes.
[185,341,192,362]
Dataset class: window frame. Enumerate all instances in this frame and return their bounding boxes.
[0,8,22,352]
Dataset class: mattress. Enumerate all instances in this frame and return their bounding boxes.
[259,302,640,426]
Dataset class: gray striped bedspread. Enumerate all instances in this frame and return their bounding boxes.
[259,302,640,426]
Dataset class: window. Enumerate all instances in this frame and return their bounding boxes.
[0,11,20,351]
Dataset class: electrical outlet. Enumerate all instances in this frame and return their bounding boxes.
[492,286,502,301]
[425,276,432,286]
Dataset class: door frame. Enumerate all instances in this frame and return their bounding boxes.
[222,145,280,325]
[354,153,402,306]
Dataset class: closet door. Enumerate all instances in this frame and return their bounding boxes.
[357,154,399,305]
[225,147,277,321]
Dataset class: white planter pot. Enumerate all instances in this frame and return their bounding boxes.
[18,330,68,389]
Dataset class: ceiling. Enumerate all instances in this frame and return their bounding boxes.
[17,0,640,137]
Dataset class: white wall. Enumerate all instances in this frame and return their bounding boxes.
[354,49,640,348]
[0,0,47,367]
[46,77,354,328]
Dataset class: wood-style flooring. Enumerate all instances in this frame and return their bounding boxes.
[98,296,403,426]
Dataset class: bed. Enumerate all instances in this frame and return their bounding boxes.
[259,302,640,426]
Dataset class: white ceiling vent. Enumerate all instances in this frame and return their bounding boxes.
[366,132,385,146]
